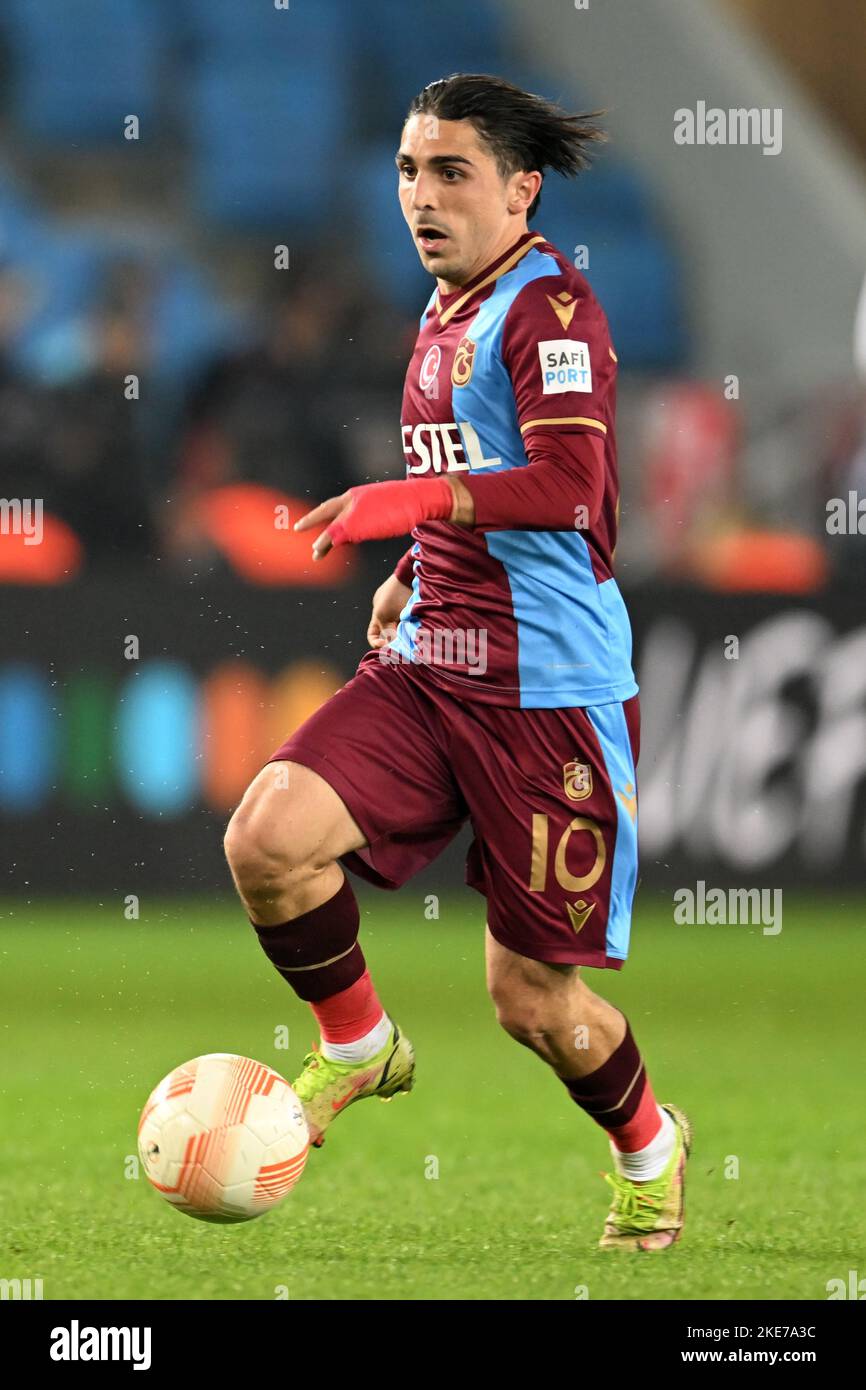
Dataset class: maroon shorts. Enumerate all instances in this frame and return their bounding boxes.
[267,651,640,969]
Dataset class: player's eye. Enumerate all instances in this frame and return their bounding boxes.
[442,168,462,181]
[398,164,416,178]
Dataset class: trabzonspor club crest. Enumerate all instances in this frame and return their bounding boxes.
[563,759,593,801]
[451,336,476,386]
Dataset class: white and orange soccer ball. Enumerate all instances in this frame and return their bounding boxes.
[138,1053,310,1223]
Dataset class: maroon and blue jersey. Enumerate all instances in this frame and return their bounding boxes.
[388,228,638,710]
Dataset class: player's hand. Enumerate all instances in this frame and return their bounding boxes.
[293,492,351,560]
[294,478,456,559]
[367,573,412,649]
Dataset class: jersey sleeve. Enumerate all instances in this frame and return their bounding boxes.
[459,430,605,530]
[500,276,616,443]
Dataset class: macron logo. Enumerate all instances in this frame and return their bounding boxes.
[50,1321,152,1371]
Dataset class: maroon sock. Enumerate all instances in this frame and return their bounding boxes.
[251,875,365,1003]
[562,1017,654,1137]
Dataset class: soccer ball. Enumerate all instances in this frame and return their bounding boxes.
[138,1053,310,1223]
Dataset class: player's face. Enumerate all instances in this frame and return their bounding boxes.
[396,115,540,290]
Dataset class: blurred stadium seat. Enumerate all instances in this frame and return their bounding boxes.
[187,60,348,228]
[346,0,507,136]
[0,168,47,260]
[3,0,164,141]
[146,257,239,382]
[353,143,432,315]
[563,159,660,236]
[0,225,125,390]
[179,0,349,59]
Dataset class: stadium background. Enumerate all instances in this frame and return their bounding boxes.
[1,0,865,1303]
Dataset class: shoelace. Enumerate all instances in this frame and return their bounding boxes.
[293,1040,375,1102]
[603,1170,665,1231]
[293,1042,333,1102]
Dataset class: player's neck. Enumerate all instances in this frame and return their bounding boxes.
[436,225,531,297]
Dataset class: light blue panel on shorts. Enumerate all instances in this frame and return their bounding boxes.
[585,700,638,962]
[387,542,422,661]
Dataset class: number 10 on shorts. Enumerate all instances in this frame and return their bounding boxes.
[528,814,607,892]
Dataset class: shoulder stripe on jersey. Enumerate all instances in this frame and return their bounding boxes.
[520,416,608,435]
[437,234,547,327]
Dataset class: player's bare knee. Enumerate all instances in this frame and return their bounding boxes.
[494,1006,552,1047]
[488,960,583,1045]
[488,978,551,1044]
[224,800,322,897]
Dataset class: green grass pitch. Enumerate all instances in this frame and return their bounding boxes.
[1,892,863,1301]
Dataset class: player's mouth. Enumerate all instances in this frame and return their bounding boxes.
[416,226,449,253]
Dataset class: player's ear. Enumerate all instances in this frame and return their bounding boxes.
[508,169,542,214]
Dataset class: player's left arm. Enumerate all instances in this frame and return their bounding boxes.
[455,277,615,530]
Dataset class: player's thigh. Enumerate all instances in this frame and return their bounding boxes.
[225,758,367,877]
[230,658,466,887]
[484,923,584,1027]
[485,923,581,992]
[459,698,638,970]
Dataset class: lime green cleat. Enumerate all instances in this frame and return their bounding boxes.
[598,1103,692,1251]
[292,1017,415,1148]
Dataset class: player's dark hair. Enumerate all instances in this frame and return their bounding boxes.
[405,73,606,219]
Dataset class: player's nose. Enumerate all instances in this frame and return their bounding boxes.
[409,170,437,210]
